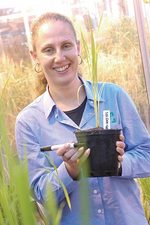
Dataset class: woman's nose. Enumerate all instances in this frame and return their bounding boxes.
[54,50,65,62]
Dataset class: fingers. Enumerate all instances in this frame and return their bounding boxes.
[64,148,78,159]
[65,147,90,162]
[56,143,90,163]
[116,141,125,150]
[116,134,125,155]
[56,143,72,156]
[118,154,123,162]
[116,134,125,162]
[119,134,125,142]
[116,146,124,156]
[116,141,125,160]
[69,147,85,161]
[78,148,90,165]
[117,134,125,150]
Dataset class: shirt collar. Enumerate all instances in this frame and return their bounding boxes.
[43,86,56,119]
[43,78,105,119]
[80,77,105,102]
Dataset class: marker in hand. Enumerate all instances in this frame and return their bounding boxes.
[40,143,79,152]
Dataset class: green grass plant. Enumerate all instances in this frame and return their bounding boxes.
[0,99,69,225]
[138,178,150,223]
[80,15,105,128]
[0,100,37,225]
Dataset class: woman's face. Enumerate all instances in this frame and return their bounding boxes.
[32,20,80,87]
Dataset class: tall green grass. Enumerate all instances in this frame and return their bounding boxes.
[0,100,37,225]
[138,178,150,223]
[0,99,70,225]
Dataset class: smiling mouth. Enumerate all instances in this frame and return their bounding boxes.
[54,64,70,72]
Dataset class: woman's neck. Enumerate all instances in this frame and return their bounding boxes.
[48,76,86,111]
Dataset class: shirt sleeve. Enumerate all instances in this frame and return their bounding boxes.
[15,117,76,204]
[117,87,150,178]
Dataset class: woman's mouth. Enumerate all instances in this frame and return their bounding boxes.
[54,64,70,72]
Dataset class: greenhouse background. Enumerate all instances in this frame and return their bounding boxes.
[0,0,150,224]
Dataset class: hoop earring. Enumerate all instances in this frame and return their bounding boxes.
[78,55,83,65]
[34,63,42,73]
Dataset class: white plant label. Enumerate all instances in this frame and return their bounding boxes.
[103,110,111,129]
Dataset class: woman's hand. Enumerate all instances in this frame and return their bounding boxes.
[56,134,125,179]
[116,134,125,162]
[56,144,90,179]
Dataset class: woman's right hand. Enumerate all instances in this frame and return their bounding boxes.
[56,144,90,179]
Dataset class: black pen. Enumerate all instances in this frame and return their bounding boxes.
[40,143,79,152]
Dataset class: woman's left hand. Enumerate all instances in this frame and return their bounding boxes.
[116,134,125,162]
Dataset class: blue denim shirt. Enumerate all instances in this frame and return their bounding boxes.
[15,79,150,225]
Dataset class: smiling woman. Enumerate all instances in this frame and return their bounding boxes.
[15,11,150,225]
[30,13,82,106]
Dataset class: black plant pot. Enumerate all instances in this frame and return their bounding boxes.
[75,128,121,177]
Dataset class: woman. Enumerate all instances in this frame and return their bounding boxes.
[15,12,150,225]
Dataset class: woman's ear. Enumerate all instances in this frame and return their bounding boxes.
[30,50,37,61]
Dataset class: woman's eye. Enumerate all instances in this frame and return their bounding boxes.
[44,48,54,54]
[63,44,72,49]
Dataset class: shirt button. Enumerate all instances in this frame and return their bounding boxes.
[98,209,104,214]
[98,209,102,214]
[93,189,98,194]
